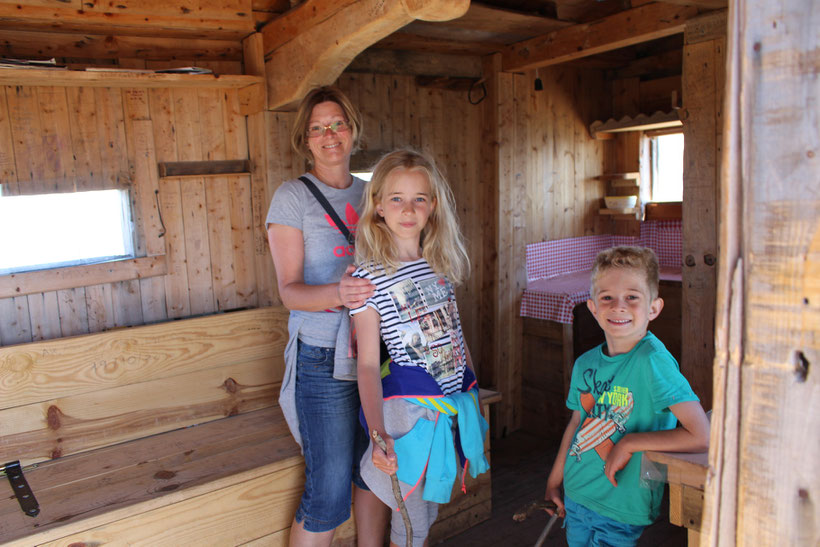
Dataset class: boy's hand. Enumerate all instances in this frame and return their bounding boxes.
[372,432,398,475]
[544,481,566,517]
[604,439,633,487]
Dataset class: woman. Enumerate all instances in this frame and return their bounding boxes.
[266,86,387,547]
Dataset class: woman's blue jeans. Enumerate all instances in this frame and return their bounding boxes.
[294,341,369,532]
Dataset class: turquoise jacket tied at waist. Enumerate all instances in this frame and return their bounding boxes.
[393,388,490,504]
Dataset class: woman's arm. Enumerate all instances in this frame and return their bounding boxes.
[267,224,373,311]
[603,400,710,487]
[354,308,397,475]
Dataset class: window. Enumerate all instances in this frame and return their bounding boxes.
[0,189,135,275]
[649,132,684,202]
[352,171,373,182]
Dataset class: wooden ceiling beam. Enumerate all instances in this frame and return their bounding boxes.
[0,29,242,62]
[347,49,482,79]
[0,2,254,40]
[262,0,470,111]
[657,0,727,8]
[442,3,570,35]
[501,3,700,72]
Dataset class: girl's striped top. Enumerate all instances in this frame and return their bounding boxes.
[350,258,467,395]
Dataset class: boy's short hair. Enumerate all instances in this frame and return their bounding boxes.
[590,246,660,300]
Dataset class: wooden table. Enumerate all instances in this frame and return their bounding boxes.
[644,449,708,546]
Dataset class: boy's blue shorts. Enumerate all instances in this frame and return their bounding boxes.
[564,496,645,547]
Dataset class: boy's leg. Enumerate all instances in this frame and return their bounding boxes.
[563,497,594,547]
[563,497,644,547]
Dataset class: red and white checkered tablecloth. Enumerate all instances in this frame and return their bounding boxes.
[521,221,682,324]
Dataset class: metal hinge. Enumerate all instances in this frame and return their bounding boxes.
[1,461,40,517]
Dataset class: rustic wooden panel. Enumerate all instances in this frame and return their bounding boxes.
[0,356,281,465]
[0,306,288,410]
[0,407,301,546]
[701,3,818,545]
[681,25,724,409]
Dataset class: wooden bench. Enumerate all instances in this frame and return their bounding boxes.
[0,307,499,545]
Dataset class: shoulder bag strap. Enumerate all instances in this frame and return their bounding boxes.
[299,175,355,245]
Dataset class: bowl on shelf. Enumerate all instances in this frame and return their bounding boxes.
[604,195,638,211]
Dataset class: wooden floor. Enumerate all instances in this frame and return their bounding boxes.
[437,431,688,547]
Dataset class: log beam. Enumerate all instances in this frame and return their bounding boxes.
[0,2,254,40]
[501,3,699,72]
[262,0,469,111]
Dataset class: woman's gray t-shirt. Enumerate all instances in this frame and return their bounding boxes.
[266,173,366,347]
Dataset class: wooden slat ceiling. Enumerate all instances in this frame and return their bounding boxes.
[0,0,724,71]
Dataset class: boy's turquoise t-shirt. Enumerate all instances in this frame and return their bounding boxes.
[563,331,698,526]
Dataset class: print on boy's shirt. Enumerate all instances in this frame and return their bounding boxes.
[569,384,634,462]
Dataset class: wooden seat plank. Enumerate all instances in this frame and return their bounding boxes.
[0,406,301,545]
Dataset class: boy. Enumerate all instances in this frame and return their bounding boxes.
[545,246,710,546]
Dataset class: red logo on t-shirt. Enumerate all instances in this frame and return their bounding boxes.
[327,203,359,257]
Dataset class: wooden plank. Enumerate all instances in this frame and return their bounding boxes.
[0,306,288,410]
[0,86,17,191]
[36,86,75,193]
[37,463,303,547]
[94,87,130,190]
[0,29,243,62]
[172,87,215,316]
[0,296,32,345]
[148,88,189,318]
[158,159,251,178]
[222,90,256,309]
[26,292,61,341]
[373,31,502,56]
[66,87,103,192]
[4,84,45,195]
[84,283,116,334]
[259,0,358,53]
[0,3,254,40]
[681,32,722,408]
[347,49,482,78]
[0,67,262,89]
[502,3,699,72]
[0,256,167,299]
[445,3,569,36]
[56,287,89,337]
[0,357,281,464]
[0,407,302,546]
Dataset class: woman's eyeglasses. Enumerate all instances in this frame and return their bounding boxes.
[306,120,351,138]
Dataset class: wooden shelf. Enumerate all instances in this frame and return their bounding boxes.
[595,172,640,181]
[599,207,640,219]
[0,67,262,89]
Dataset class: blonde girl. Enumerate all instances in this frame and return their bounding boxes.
[349,149,489,547]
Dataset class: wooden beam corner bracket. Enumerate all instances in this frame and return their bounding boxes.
[260,0,470,111]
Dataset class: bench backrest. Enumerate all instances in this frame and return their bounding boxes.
[0,307,288,467]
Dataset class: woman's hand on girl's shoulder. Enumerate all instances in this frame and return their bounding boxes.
[339,264,376,308]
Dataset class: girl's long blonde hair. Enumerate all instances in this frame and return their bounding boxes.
[355,149,470,285]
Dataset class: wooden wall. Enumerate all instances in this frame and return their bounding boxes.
[495,64,611,435]
[0,60,279,346]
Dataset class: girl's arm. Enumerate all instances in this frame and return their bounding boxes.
[353,308,397,475]
[604,400,710,487]
[545,410,581,517]
[267,224,373,310]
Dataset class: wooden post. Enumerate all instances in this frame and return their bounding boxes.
[680,10,727,410]
[701,1,819,545]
